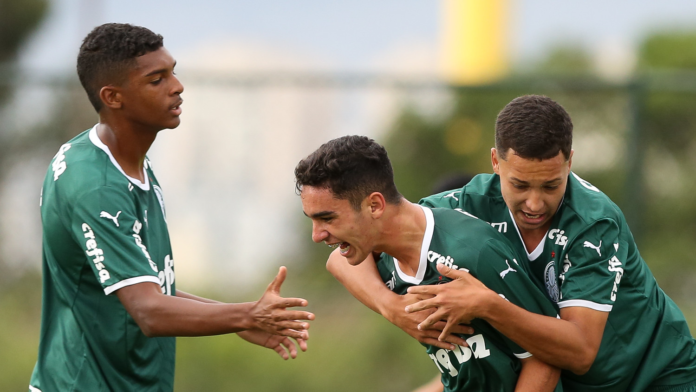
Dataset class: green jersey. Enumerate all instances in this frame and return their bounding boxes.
[377,206,562,392]
[29,125,176,392]
[421,173,696,392]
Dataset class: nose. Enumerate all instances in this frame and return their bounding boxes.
[311,222,329,243]
[525,190,544,212]
[172,74,184,95]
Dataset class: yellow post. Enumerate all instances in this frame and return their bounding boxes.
[441,0,509,85]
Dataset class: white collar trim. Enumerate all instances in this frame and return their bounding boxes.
[89,124,150,191]
[393,205,434,284]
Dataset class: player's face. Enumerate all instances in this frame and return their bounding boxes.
[492,148,572,235]
[301,186,376,266]
[119,47,184,131]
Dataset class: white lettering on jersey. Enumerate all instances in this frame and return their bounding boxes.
[453,208,508,233]
[52,143,72,181]
[548,229,568,248]
[583,240,602,257]
[428,334,491,377]
[491,222,507,233]
[499,259,517,279]
[81,223,111,283]
[444,192,460,202]
[608,255,624,301]
[572,172,600,192]
[144,210,148,228]
[99,210,122,227]
[153,185,166,221]
[159,255,175,295]
[128,183,134,192]
[386,271,396,291]
[132,219,158,272]
[427,251,462,270]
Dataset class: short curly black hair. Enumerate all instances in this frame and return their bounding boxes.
[495,95,573,161]
[77,23,163,112]
[294,136,403,210]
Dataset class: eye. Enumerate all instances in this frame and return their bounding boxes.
[151,78,162,85]
[544,185,559,190]
[512,183,527,190]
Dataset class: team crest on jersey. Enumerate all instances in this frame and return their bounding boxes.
[544,261,559,303]
[153,185,166,220]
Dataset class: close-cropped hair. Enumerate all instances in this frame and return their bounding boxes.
[295,136,402,210]
[495,95,573,161]
[77,23,164,112]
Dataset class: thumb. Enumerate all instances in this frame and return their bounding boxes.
[268,266,287,294]
[436,262,464,279]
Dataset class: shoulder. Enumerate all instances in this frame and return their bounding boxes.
[562,172,625,228]
[420,173,503,208]
[430,208,518,269]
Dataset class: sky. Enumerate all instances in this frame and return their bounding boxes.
[18,0,696,74]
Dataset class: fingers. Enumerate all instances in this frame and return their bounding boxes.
[405,298,436,313]
[297,337,308,352]
[438,318,460,342]
[406,285,437,296]
[436,263,469,279]
[274,297,310,309]
[429,320,474,336]
[267,266,288,294]
[417,309,448,330]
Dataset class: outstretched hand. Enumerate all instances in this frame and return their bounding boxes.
[406,263,494,342]
[238,328,308,360]
[250,266,315,340]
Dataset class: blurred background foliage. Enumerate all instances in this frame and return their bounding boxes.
[2,2,696,390]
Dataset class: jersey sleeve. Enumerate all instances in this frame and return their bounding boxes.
[557,219,626,312]
[419,189,463,209]
[70,186,161,295]
[473,241,560,358]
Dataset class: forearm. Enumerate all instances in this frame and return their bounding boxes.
[326,249,399,318]
[515,357,560,392]
[176,289,220,304]
[481,295,593,373]
[131,292,255,337]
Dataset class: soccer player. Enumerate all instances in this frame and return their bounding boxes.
[327,95,696,391]
[28,23,313,392]
[295,136,562,392]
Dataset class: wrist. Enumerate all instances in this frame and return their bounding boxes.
[477,289,503,321]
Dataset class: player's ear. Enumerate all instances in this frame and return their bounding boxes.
[567,149,574,171]
[366,192,386,218]
[491,148,501,175]
[100,85,123,110]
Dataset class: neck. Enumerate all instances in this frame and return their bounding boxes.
[518,222,552,253]
[96,116,159,182]
[377,201,427,277]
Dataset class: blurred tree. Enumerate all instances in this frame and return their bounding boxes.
[0,0,48,104]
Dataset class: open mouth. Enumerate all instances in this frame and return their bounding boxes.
[327,241,352,256]
[170,99,183,114]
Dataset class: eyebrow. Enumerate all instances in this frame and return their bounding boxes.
[303,211,336,219]
[510,176,562,185]
[144,61,177,77]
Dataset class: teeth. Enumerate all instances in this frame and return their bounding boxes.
[326,242,339,249]
[524,213,541,219]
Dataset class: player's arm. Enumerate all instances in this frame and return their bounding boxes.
[516,356,561,392]
[407,263,605,374]
[410,375,443,392]
[175,288,308,359]
[326,249,472,350]
[116,266,314,339]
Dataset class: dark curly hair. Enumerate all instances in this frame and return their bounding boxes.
[495,95,573,161]
[295,136,403,210]
[77,23,163,112]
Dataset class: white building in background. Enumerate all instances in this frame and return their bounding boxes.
[147,39,444,292]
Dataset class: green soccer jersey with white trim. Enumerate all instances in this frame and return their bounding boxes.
[420,173,696,391]
[29,125,176,392]
[377,206,562,392]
